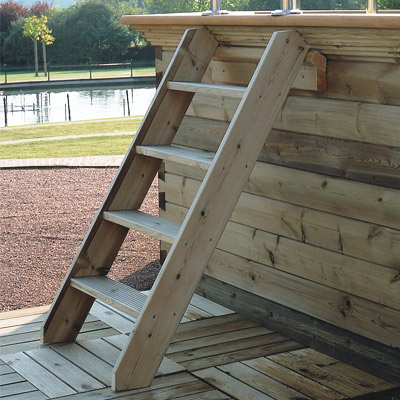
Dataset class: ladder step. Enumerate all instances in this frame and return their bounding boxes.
[70,276,146,319]
[103,210,179,243]
[136,145,214,171]
[167,81,246,99]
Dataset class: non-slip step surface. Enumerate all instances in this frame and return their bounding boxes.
[70,277,147,319]
[167,81,246,99]
[103,210,179,244]
[136,145,214,171]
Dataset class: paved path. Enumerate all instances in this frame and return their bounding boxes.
[0,132,133,145]
[0,155,124,168]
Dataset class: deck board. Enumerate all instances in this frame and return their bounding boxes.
[0,297,396,399]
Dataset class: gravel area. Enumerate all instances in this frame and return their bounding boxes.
[0,168,160,312]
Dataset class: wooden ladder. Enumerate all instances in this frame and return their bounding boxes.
[41,27,309,391]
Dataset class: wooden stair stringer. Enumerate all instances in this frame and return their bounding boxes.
[111,30,310,391]
[40,27,219,345]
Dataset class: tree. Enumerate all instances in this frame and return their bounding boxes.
[40,17,54,76]
[378,0,400,8]
[47,0,137,64]
[2,17,33,66]
[22,15,54,77]
[0,0,28,65]
[23,15,42,76]
[0,0,28,33]
[29,1,52,17]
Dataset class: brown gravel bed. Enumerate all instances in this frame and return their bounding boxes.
[0,168,160,312]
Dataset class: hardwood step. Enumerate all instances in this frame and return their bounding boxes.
[70,277,146,319]
[136,145,214,171]
[103,210,179,243]
[167,81,246,99]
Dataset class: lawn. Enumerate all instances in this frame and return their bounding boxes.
[0,117,144,159]
[2,66,155,84]
[0,134,133,159]
[0,117,143,142]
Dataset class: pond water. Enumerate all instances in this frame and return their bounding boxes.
[0,83,156,127]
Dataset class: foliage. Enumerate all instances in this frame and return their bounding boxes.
[22,15,54,75]
[46,0,144,64]
[0,0,28,33]
[378,0,400,8]
[22,15,42,41]
[143,0,208,13]
[2,18,33,65]
[29,1,53,16]
[144,0,398,11]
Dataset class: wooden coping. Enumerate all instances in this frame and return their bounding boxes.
[121,11,400,29]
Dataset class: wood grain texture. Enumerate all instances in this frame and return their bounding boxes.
[163,159,400,230]
[161,204,400,309]
[173,118,400,189]
[112,30,309,391]
[203,249,400,348]
[196,276,400,385]
[162,172,400,269]
[184,93,400,148]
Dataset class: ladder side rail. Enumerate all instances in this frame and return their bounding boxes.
[41,27,218,345]
[112,30,309,391]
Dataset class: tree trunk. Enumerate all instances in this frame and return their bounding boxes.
[34,40,39,77]
[42,41,47,77]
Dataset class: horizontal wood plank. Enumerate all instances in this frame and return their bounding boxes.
[175,116,400,189]
[70,277,147,319]
[184,94,400,148]
[204,249,400,348]
[168,81,246,98]
[291,348,394,392]
[196,275,400,385]
[167,326,272,355]
[136,145,215,171]
[103,210,179,243]
[161,204,400,309]
[163,160,400,230]
[194,367,274,400]
[181,339,304,371]
[243,357,344,400]
[218,362,312,399]
[161,174,400,269]
[267,351,372,398]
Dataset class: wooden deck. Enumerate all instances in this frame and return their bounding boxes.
[0,295,398,399]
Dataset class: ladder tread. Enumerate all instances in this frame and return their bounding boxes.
[70,276,146,319]
[136,145,214,170]
[103,210,179,243]
[167,81,246,98]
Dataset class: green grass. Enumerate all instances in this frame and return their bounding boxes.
[0,134,133,159]
[0,117,143,141]
[2,67,155,84]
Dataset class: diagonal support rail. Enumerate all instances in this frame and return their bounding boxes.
[112,30,309,391]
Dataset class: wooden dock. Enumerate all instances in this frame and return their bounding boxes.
[1,295,397,399]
